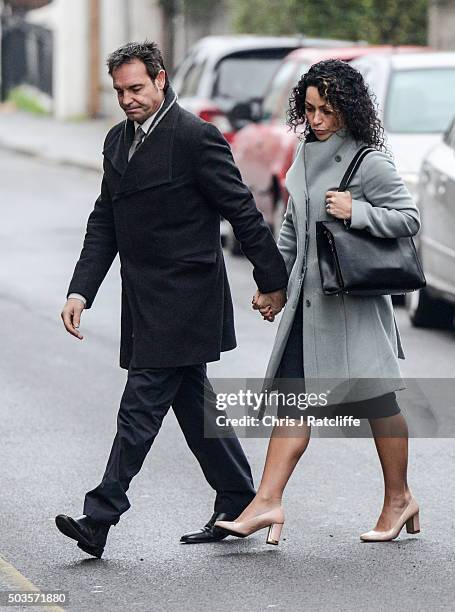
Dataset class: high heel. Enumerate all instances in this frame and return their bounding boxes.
[266,522,284,545]
[405,511,420,534]
[215,507,285,545]
[360,497,420,542]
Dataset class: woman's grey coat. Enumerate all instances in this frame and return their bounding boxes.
[264,130,421,404]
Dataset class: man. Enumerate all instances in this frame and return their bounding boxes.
[55,41,287,559]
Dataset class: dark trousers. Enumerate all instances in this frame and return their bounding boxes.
[84,364,255,525]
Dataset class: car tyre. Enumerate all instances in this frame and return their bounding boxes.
[392,294,405,306]
[227,230,243,256]
[406,287,455,329]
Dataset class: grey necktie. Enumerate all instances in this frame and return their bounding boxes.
[128,126,146,161]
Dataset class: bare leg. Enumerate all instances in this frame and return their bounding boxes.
[367,412,414,531]
[235,423,311,521]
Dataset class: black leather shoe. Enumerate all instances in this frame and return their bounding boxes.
[180,512,235,544]
[55,514,111,558]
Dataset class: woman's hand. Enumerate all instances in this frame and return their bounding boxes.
[325,190,352,220]
[252,289,286,322]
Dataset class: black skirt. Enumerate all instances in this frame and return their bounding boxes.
[276,292,400,420]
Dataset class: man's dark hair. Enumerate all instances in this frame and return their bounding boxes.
[107,41,169,92]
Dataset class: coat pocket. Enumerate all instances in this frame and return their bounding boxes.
[176,251,218,264]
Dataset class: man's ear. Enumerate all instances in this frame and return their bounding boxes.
[155,69,166,91]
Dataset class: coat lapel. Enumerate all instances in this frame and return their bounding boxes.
[285,131,364,235]
[103,119,133,176]
[303,129,364,193]
[103,86,179,195]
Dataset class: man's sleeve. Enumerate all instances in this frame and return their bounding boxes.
[193,121,288,293]
[67,171,118,309]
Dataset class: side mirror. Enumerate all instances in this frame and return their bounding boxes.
[230,98,263,129]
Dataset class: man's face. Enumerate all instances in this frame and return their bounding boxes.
[112,59,165,124]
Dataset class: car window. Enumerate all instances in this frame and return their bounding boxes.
[262,60,311,124]
[212,49,296,103]
[295,60,311,81]
[178,60,206,97]
[351,58,384,104]
[279,60,311,123]
[385,68,455,134]
[262,60,299,122]
[352,59,372,82]
[172,54,191,86]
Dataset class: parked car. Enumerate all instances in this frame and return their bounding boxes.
[350,51,455,201]
[172,35,356,143]
[229,45,424,251]
[405,116,455,329]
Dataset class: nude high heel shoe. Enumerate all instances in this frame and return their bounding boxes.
[360,497,420,542]
[215,508,285,545]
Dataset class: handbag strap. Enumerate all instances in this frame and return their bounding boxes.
[337,146,375,192]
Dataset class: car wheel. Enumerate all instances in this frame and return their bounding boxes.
[392,294,405,306]
[230,238,243,256]
[406,287,455,329]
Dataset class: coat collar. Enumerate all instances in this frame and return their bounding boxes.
[285,129,365,238]
[133,98,165,134]
[303,128,360,178]
[103,85,178,178]
[286,129,363,205]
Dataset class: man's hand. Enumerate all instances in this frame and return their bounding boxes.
[61,298,85,340]
[325,190,352,220]
[252,289,287,322]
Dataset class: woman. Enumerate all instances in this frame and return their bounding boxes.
[215,59,421,544]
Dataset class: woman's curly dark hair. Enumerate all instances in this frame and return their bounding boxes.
[287,59,387,152]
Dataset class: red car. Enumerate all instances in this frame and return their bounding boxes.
[229,45,427,251]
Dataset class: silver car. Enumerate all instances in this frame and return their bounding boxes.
[406,118,455,328]
[350,51,455,200]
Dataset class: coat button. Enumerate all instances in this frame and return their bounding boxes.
[335,155,342,162]
[305,299,311,307]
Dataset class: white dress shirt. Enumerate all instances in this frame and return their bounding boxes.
[133,99,164,134]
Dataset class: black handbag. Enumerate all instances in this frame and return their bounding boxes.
[316,146,426,296]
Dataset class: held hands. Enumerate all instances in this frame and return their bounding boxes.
[325,190,352,220]
[61,298,85,340]
[252,289,287,323]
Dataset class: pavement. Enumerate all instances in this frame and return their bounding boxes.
[0,106,110,172]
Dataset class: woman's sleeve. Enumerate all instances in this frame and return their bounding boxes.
[277,197,297,276]
[349,150,421,238]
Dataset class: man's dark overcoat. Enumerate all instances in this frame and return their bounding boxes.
[68,86,288,368]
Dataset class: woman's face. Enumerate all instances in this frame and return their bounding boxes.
[304,85,343,140]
